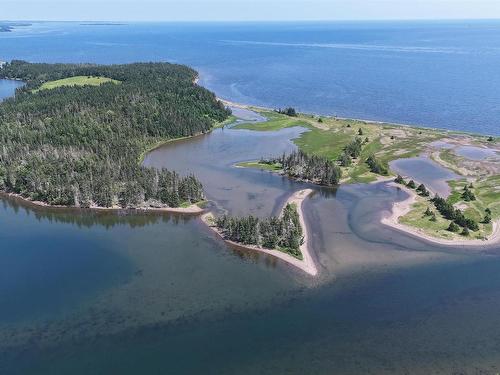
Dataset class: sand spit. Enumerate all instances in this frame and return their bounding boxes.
[201,189,318,276]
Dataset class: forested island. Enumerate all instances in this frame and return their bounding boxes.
[0,61,230,209]
[214,203,304,259]
[257,150,342,186]
[202,189,318,275]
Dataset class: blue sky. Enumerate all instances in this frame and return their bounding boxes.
[3,0,500,21]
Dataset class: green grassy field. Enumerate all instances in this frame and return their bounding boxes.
[236,161,282,171]
[215,114,238,128]
[34,76,120,92]
[233,106,499,240]
[235,109,445,183]
[399,200,460,240]
[400,192,493,240]
[233,110,310,131]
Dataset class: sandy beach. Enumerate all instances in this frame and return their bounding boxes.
[0,191,205,215]
[381,182,500,247]
[201,189,318,276]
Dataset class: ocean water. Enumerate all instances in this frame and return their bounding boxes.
[2,22,500,374]
[2,120,500,373]
[1,20,500,135]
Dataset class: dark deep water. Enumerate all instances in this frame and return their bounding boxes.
[2,23,500,373]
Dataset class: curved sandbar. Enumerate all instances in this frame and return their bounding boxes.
[381,183,500,247]
[201,189,318,276]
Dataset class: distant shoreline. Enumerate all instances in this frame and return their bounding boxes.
[218,99,492,138]
[80,23,127,26]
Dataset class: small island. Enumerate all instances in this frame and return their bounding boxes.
[202,189,318,276]
[240,149,342,186]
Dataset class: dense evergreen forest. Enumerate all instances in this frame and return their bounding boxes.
[0,61,230,208]
[263,150,342,186]
[215,203,304,258]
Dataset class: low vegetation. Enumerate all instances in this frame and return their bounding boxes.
[236,160,281,171]
[33,75,120,92]
[395,175,495,239]
[234,106,498,241]
[233,107,446,183]
[366,154,388,175]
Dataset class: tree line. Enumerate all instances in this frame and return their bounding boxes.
[395,175,479,234]
[263,150,342,186]
[0,61,230,208]
[215,203,304,259]
[430,195,479,232]
[275,107,297,117]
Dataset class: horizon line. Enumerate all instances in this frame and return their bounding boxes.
[3,18,500,23]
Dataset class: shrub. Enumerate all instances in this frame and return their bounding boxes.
[277,107,297,117]
[462,186,476,202]
[416,184,430,196]
[366,155,388,175]
[339,152,352,167]
[394,175,405,184]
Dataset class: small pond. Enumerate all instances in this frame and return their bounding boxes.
[389,156,460,197]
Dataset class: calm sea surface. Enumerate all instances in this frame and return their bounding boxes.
[1,20,500,135]
[1,22,500,374]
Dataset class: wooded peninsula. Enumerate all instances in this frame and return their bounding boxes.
[0,61,230,209]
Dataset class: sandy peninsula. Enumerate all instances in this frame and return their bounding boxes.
[381,182,500,247]
[201,188,318,276]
